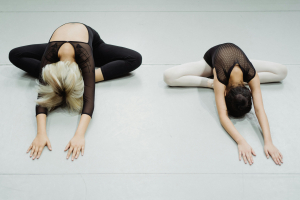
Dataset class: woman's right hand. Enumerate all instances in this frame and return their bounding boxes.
[27,133,52,160]
[238,140,256,165]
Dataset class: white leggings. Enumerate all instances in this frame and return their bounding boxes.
[163,59,288,87]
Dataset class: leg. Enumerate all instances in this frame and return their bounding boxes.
[163,59,213,87]
[93,43,142,82]
[250,59,287,83]
[9,43,48,78]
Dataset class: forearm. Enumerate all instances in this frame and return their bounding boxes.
[36,114,47,135]
[75,114,91,136]
[220,116,245,144]
[255,109,272,144]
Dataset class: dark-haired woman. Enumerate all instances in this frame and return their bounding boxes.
[163,43,287,165]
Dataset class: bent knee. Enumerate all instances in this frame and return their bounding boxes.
[127,51,142,71]
[163,69,177,86]
[134,52,142,67]
[277,64,288,81]
[9,48,20,64]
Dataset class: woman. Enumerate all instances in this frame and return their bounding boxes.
[163,43,287,165]
[9,22,142,161]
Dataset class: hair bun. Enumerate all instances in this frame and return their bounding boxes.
[235,94,247,110]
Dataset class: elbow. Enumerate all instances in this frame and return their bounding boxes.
[254,107,265,116]
[219,118,226,128]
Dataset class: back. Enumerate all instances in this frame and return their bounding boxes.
[49,23,89,43]
[204,43,256,85]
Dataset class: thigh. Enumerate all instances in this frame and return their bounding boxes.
[93,43,140,67]
[250,59,286,73]
[165,59,213,79]
[10,43,47,60]
[9,43,48,78]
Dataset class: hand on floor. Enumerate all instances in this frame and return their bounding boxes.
[238,140,256,165]
[264,143,283,165]
[65,134,85,161]
[27,133,52,160]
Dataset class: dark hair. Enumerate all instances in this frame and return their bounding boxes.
[225,85,252,117]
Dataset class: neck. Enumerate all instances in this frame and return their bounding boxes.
[59,54,75,63]
[60,56,75,63]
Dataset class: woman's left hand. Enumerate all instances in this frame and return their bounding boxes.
[65,134,85,161]
[264,143,283,165]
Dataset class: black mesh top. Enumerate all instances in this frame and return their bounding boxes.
[36,23,95,117]
[203,43,256,85]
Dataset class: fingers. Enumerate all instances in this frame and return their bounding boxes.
[251,149,256,156]
[239,151,241,161]
[27,144,33,153]
[64,142,70,151]
[242,153,247,164]
[72,148,77,161]
[270,153,281,165]
[276,153,282,165]
[279,152,283,161]
[30,146,36,157]
[276,154,281,165]
[67,147,73,159]
[278,156,283,163]
[246,153,253,165]
[265,150,270,159]
[32,147,38,160]
[75,148,81,159]
[82,147,84,156]
[37,147,43,159]
[273,155,279,165]
[47,141,52,151]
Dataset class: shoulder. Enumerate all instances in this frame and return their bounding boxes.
[248,73,260,90]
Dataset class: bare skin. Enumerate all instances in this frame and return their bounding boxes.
[27,23,104,161]
[214,64,283,165]
[164,59,286,165]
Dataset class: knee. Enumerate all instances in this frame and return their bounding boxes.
[163,69,176,86]
[277,64,288,81]
[8,48,19,64]
[127,51,142,71]
[134,52,142,67]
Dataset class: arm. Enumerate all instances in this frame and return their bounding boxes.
[213,69,255,165]
[64,114,90,160]
[65,43,95,161]
[248,74,283,165]
[27,113,52,160]
[27,44,53,160]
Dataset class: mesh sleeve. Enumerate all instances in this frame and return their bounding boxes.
[36,43,59,116]
[74,43,95,118]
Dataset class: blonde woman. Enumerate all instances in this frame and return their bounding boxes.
[9,22,142,161]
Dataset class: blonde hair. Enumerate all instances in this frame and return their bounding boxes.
[36,61,84,113]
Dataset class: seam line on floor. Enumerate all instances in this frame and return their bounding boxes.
[0,10,300,13]
[0,173,299,175]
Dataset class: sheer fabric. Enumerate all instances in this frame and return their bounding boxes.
[36,23,95,117]
[203,43,256,85]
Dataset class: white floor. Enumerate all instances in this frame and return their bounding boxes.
[1,0,300,199]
